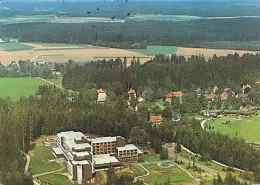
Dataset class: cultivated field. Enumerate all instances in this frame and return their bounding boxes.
[128,46,179,56]
[0,78,47,101]
[175,47,256,59]
[0,15,124,24]
[0,42,149,65]
[0,42,257,66]
[207,112,260,142]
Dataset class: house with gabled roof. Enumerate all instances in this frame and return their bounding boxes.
[150,115,163,125]
[97,88,107,102]
[166,91,183,104]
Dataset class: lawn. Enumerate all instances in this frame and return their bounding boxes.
[46,78,63,84]
[128,46,179,56]
[0,42,34,51]
[144,154,161,163]
[144,153,173,163]
[29,146,61,175]
[40,174,74,185]
[0,78,47,101]
[141,163,193,184]
[208,113,260,142]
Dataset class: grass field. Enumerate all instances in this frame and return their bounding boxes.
[207,113,260,142]
[0,42,34,51]
[129,46,179,56]
[29,146,61,175]
[40,174,74,185]
[141,163,193,184]
[0,78,47,101]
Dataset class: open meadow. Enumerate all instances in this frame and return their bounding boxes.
[207,113,260,143]
[0,77,47,101]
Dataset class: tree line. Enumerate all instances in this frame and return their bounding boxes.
[62,53,260,103]
[0,61,57,79]
[0,18,259,49]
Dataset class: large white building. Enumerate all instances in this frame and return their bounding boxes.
[54,131,143,184]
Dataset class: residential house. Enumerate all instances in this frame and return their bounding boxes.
[166,91,183,104]
[220,92,228,101]
[97,88,107,102]
[204,94,216,102]
[212,86,219,93]
[242,84,252,94]
[150,115,163,125]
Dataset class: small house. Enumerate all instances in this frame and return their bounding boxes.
[220,92,228,101]
[204,94,216,102]
[150,115,163,125]
[166,91,183,103]
[97,88,107,102]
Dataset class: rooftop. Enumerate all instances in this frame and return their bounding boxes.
[117,144,138,151]
[57,131,86,141]
[166,91,183,98]
[93,154,119,165]
[90,137,117,144]
[150,115,163,123]
[97,88,105,94]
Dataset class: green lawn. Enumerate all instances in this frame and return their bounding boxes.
[0,42,34,51]
[155,101,166,110]
[208,113,260,142]
[46,78,62,84]
[144,154,161,163]
[128,46,179,56]
[0,78,47,101]
[141,163,193,184]
[29,146,61,175]
[40,174,74,185]
[144,153,173,163]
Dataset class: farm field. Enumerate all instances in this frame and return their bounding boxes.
[140,163,193,184]
[0,15,124,24]
[0,42,257,66]
[0,42,34,51]
[0,78,47,101]
[175,47,256,59]
[129,46,179,56]
[207,113,260,142]
[0,42,148,65]
[128,14,260,22]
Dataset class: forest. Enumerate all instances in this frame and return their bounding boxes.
[62,53,260,99]
[0,18,259,49]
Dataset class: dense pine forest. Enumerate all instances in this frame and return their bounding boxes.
[0,18,259,49]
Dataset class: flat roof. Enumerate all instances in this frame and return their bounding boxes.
[117,144,138,151]
[57,131,87,141]
[93,154,119,165]
[72,151,91,157]
[90,137,117,144]
[53,147,63,155]
[71,160,91,165]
